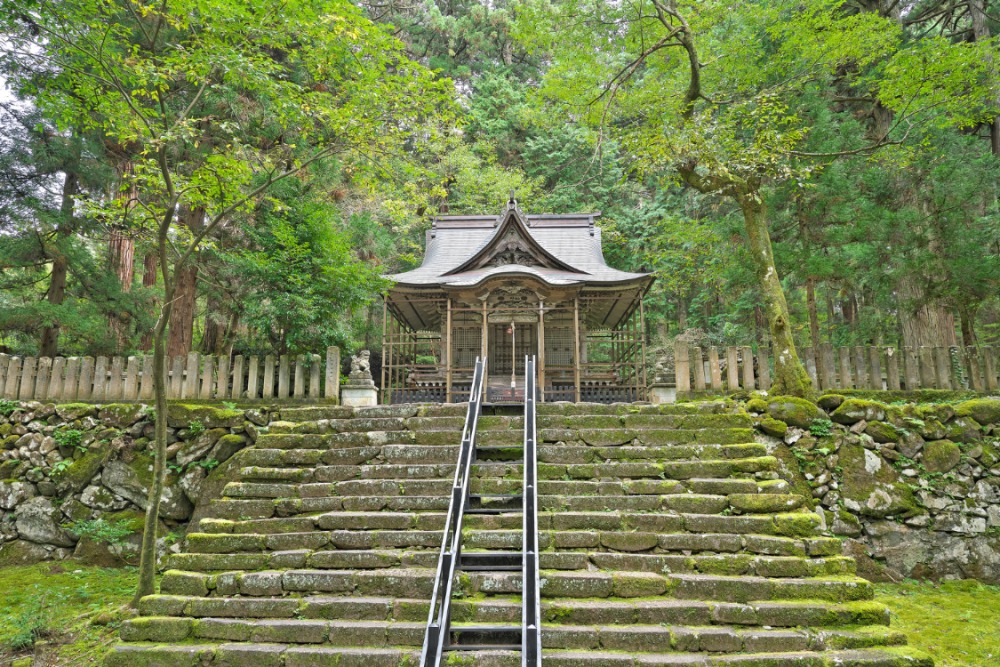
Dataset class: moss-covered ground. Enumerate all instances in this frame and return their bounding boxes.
[0,563,998,665]
[875,580,1000,667]
[0,563,143,666]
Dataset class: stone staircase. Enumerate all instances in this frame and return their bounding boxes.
[108,402,931,666]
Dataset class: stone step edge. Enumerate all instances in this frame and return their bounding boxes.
[105,644,934,667]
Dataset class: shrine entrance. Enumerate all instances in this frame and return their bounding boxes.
[487,321,537,402]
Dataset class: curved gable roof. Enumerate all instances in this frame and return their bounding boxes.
[387,205,649,289]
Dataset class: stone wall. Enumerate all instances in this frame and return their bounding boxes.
[0,400,269,567]
[748,394,1000,583]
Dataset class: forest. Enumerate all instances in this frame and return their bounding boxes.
[1,0,999,395]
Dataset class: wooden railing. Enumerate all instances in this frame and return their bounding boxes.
[0,347,342,402]
[675,341,1000,393]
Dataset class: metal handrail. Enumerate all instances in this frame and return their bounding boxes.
[420,357,486,667]
[522,355,542,666]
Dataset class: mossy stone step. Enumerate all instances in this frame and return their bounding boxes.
[105,644,932,667]
[238,443,772,469]
[137,594,894,628]
[120,616,903,653]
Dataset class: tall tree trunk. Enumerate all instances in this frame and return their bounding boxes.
[806,277,821,348]
[970,0,1000,156]
[897,278,958,348]
[201,294,230,355]
[959,305,979,348]
[737,189,812,396]
[166,206,204,356]
[109,161,137,351]
[38,172,79,357]
[139,253,158,350]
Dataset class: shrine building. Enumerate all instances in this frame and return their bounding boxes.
[381,199,653,404]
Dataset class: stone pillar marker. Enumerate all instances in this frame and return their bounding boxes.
[648,351,676,405]
[341,350,377,407]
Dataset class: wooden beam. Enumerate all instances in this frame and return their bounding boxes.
[538,299,546,402]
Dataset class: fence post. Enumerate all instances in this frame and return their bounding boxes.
[92,356,108,401]
[232,355,245,399]
[109,356,124,400]
[917,347,935,388]
[933,347,952,390]
[984,347,998,392]
[65,358,81,400]
[885,347,900,391]
[691,347,706,391]
[18,357,37,400]
[966,346,984,391]
[836,347,852,390]
[725,347,740,390]
[216,355,230,399]
[49,357,66,400]
[78,357,95,400]
[199,356,214,399]
[325,347,340,401]
[868,347,883,390]
[740,346,754,390]
[708,347,722,390]
[123,356,139,398]
[293,355,306,398]
[757,347,771,391]
[0,354,8,394]
[263,355,275,399]
[278,355,290,398]
[139,355,155,400]
[903,347,920,390]
[247,356,260,399]
[35,358,52,401]
[309,354,321,399]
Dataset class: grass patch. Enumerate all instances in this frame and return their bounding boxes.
[876,580,1000,666]
[0,563,143,665]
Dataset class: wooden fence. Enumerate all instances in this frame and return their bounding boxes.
[675,341,1000,393]
[0,347,341,402]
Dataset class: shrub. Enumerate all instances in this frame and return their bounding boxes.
[53,429,85,451]
[67,518,136,547]
[808,418,834,437]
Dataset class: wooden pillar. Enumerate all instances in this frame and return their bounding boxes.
[445,297,453,403]
[537,299,546,402]
[573,296,582,403]
[481,299,489,392]
[639,296,647,400]
[380,299,388,404]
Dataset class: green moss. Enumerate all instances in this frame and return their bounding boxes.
[953,398,1000,424]
[758,416,788,438]
[876,580,1000,667]
[745,397,768,413]
[54,442,111,492]
[165,403,243,429]
[766,396,823,428]
[772,511,821,537]
[865,421,902,443]
[0,563,151,664]
[923,439,962,473]
[98,404,146,427]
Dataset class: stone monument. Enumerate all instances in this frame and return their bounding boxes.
[340,350,378,407]
[648,349,676,405]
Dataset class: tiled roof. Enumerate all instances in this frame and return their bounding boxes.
[386,208,649,288]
